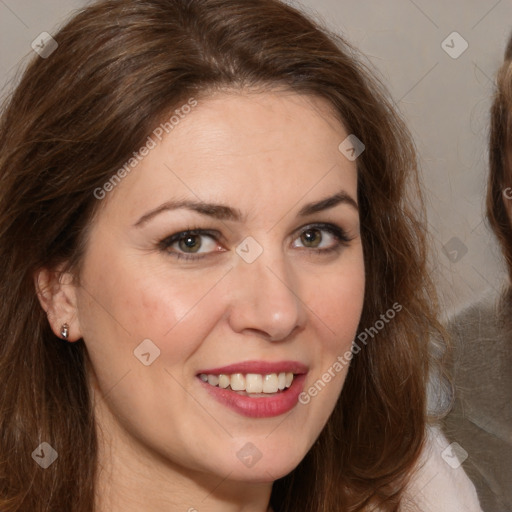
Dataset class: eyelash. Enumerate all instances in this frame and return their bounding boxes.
[158,223,354,261]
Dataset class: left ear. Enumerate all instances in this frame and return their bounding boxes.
[33,266,82,342]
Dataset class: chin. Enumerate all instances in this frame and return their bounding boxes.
[209,438,311,484]
[227,457,304,484]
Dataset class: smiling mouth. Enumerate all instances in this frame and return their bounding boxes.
[198,372,294,396]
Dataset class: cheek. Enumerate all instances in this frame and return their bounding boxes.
[297,252,364,410]
[77,251,230,368]
[307,257,365,351]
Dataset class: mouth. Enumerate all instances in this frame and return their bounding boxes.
[196,361,308,418]
[198,371,294,397]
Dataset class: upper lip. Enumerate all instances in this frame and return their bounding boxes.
[196,360,308,376]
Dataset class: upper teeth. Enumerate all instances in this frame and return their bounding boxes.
[199,372,294,394]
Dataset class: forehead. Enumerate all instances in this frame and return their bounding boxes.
[97,90,358,222]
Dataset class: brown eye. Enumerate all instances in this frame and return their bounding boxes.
[178,234,202,253]
[159,229,223,260]
[300,228,322,248]
[291,223,352,253]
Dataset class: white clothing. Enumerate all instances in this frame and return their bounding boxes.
[402,425,483,511]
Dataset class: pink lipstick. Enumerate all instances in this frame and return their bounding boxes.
[196,360,308,418]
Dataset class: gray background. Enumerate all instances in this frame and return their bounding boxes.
[1,0,511,319]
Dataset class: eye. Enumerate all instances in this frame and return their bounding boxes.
[158,223,353,261]
[158,229,223,260]
[291,223,352,252]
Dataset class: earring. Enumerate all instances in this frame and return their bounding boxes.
[60,323,69,340]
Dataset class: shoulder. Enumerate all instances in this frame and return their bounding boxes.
[444,286,512,444]
[442,288,512,509]
[401,425,483,512]
[442,288,511,416]
[446,287,507,352]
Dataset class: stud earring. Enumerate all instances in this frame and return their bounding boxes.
[60,323,69,340]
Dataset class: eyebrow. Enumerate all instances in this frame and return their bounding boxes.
[133,190,358,228]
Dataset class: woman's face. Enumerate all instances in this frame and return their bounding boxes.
[73,91,365,484]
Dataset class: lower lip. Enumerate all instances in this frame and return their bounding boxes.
[198,374,307,418]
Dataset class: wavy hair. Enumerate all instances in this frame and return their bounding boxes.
[0,0,442,510]
[488,33,512,281]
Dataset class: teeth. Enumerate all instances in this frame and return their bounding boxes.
[207,375,219,386]
[199,371,295,394]
[263,373,279,393]
[246,374,263,393]
[218,374,230,388]
[230,373,245,391]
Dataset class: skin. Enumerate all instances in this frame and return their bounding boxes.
[36,90,365,512]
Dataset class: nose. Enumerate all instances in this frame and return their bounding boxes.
[226,253,306,342]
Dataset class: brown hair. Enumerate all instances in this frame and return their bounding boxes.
[0,0,442,510]
[488,34,512,281]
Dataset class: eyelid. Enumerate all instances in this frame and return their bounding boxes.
[159,228,222,246]
[295,221,349,235]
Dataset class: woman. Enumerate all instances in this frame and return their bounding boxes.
[0,0,481,510]
[441,33,512,511]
